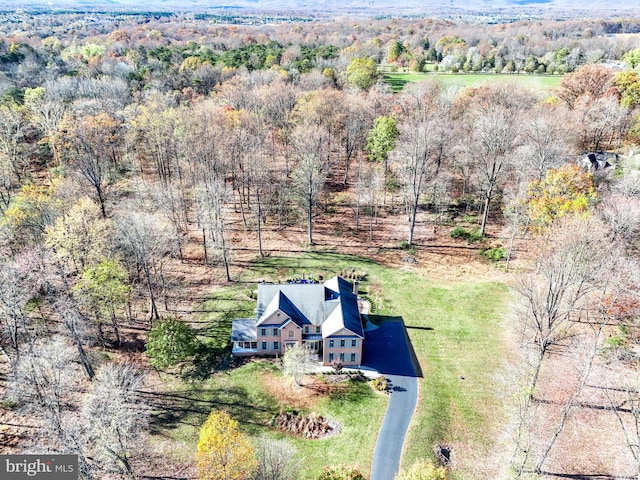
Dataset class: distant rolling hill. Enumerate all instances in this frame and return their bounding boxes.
[0,0,637,16]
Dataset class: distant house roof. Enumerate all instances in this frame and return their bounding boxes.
[231,319,257,342]
[580,151,617,171]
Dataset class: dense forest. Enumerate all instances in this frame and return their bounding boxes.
[1,8,640,480]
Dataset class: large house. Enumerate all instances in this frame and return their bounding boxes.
[231,276,365,366]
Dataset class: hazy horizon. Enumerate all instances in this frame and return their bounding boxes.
[0,0,637,17]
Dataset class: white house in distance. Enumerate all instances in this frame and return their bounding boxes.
[231,276,365,366]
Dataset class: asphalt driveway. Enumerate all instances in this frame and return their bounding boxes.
[363,320,419,480]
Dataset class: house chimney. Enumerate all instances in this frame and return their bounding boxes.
[352,280,359,296]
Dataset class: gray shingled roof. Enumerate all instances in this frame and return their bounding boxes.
[322,276,364,338]
[257,290,311,327]
[256,284,337,326]
[231,319,258,342]
[255,276,364,339]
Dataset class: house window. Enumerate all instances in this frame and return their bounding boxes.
[316,326,321,333]
[351,339,357,347]
[328,353,334,362]
[339,352,345,361]
[304,325,309,334]
[350,353,356,363]
[340,339,345,347]
[260,328,266,336]
[273,341,279,351]
[288,330,295,338]
[272,328,279,336]
[251,342,257,349]
[261,342,267,350]
[329,339,334,348]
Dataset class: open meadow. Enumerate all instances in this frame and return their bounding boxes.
[384,72,563,93]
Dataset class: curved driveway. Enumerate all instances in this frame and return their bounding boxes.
[363,320,419,480]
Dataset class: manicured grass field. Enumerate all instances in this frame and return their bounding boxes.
[384,72,562,93]
[153,252,510,478]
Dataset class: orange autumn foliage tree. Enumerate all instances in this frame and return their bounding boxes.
[527,164,597,229]
[196,410,256,480]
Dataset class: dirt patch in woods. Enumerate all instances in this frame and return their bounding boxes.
[162,200,520,314]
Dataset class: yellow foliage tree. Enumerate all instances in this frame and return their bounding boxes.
[45,197,113,273]
[196,410,256,480]
[394,460,448,480]
[1,177,64,242]
[527,164,598,229]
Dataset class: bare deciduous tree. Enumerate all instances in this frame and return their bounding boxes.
[290,125,330,246]
[81,363,147,479]
[462,84,534,236]
[254,436,299,480]
[10,336,79,440]
[282,342,317,386]
[62,112,123,218]
[519,107,574,182]
[577,95,631,151]
[0,253,41,361]
[358,163,384,242]
[392,82,453,245]
[510,217,621,476]
[0,104,31,182]
[340,92,373,185]
[195,177,232,282]
[116,210,177,322]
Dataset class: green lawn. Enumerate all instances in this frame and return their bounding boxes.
[384,72,562,93]
[152,252,510,478]
[151,360,387,479]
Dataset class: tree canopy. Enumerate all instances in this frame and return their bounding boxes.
[196,410,256,480]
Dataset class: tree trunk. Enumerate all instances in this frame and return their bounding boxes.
[220,226,231,283]
[256,190,264,258]
[142,261,159,324]
[369,212,374,242]
[203,228,208,265]
[408,196,419,246]
[96,184,107,219]
[96,315,105,348]
[505,224,517,271]
[111,308,121,346]
[480,185,493,238]
[307,192,313,246]
[67,318,95,380]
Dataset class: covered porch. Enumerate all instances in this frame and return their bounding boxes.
[231,319,258,356]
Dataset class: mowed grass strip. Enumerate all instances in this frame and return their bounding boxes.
[384,72,562,92]
[153,252,509,478]
[382,276,510,477]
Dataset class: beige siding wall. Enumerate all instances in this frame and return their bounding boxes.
[323,337,363,366]
[256,311,302,355]
[281,322,302,346]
